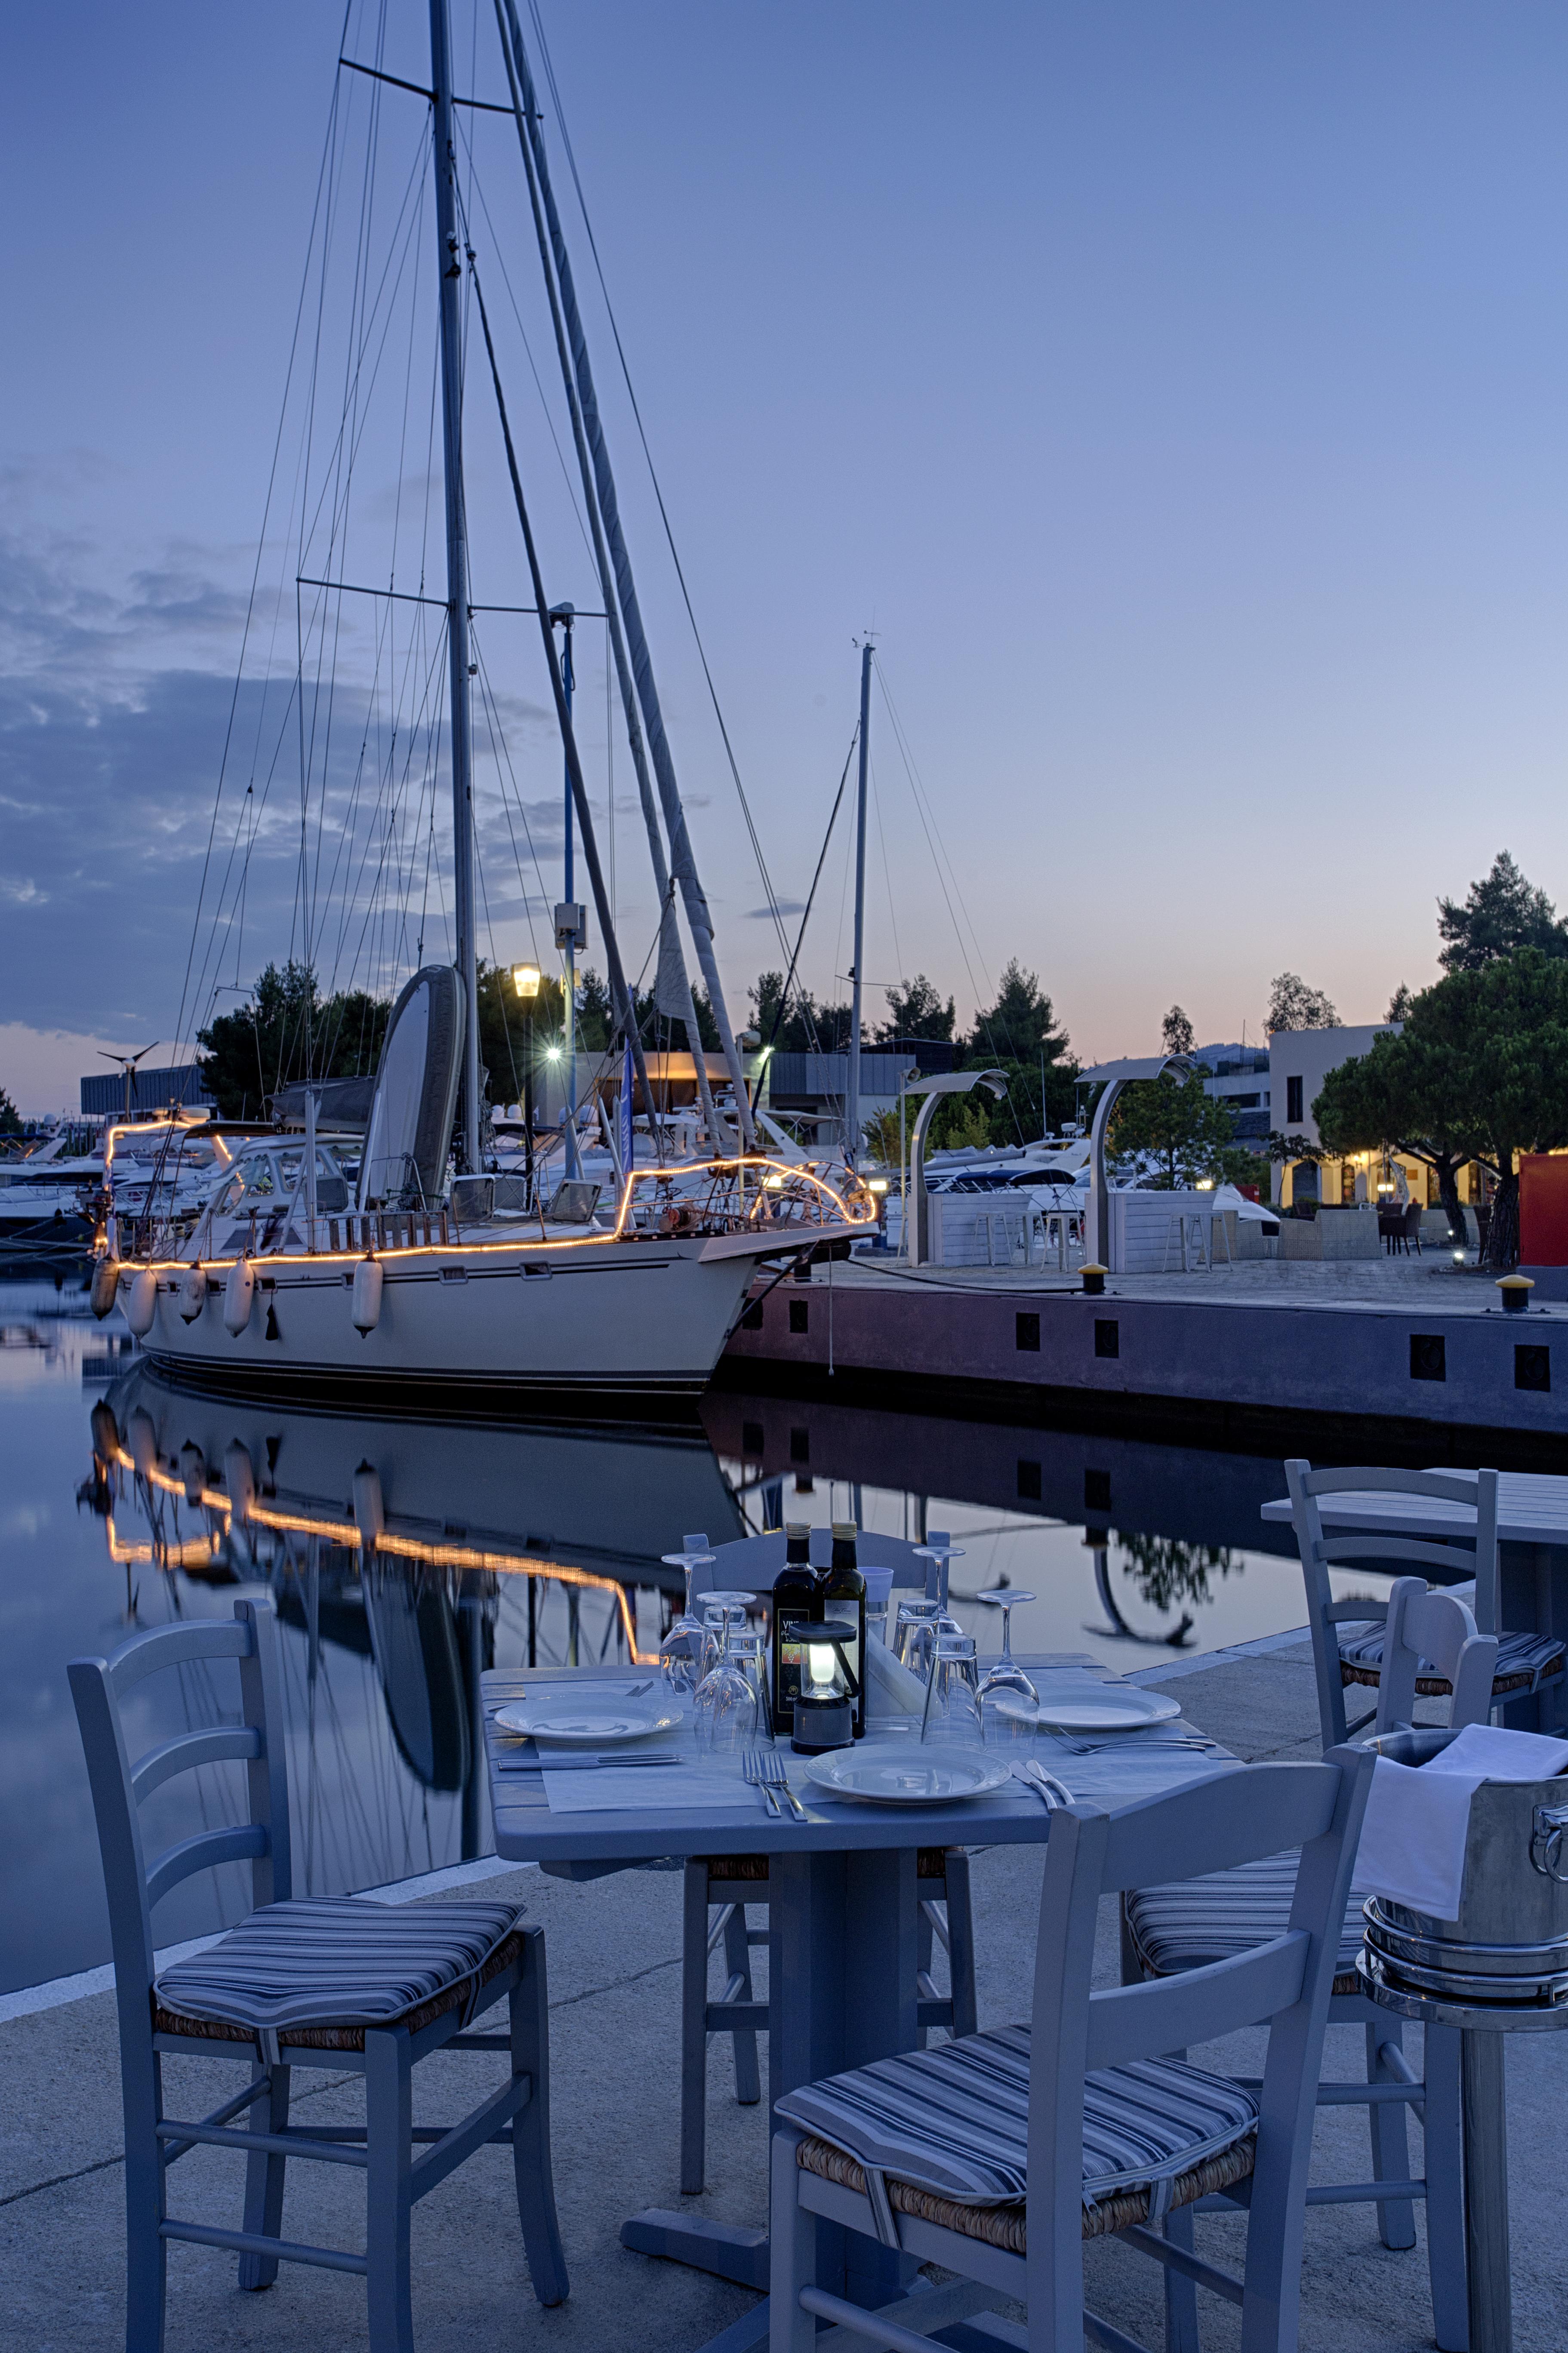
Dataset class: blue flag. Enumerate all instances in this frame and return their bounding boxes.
[618,1036,635,1180]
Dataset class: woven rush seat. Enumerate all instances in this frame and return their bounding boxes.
[154,1897,524,2049]
[1125,1855,1364,1998]
[1338,1620,1564,1697]
[776,2026,1257,2236]
[701,1847,956,1884]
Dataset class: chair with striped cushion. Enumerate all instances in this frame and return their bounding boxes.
[70,1597,567,2353]
[1287,1460,1564,1744]
[769,1747,1372,2353]
[1123,1578,1495,2353]
[675,1527,977,2194]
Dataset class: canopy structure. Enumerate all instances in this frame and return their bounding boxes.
[1079,1054,1195,1269]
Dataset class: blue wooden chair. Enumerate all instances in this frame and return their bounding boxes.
[69,1596,567,2353]
[1286,1460,1563,1741]
[1123,1577,1495,2353]
[769,1747,1372,2353]
[677,1528,977,2195]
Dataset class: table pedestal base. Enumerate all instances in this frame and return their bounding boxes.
[1462,2030,1511,2353]
[619,2209,768,2291]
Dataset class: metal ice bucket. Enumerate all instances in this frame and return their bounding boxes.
[1361,1728,1568,2010]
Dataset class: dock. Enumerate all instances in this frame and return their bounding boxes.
[722,1254,1568,1456]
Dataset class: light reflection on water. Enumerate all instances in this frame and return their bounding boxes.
[4,1267,1355,1992]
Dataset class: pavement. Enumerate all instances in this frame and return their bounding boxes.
[3,1636,1565,2352]
[836,1252,1565,1317]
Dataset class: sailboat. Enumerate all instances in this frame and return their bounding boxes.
[96,0,874,1404]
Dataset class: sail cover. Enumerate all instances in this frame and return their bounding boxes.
[358,964,464,1208]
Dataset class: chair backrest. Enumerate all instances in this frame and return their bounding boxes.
[1285,1459,1499,1747]
[68,1597,290,2064]
[685,1527,947,1599]
[1374,1578,1497,1735]
[1024,1751,1372,2331]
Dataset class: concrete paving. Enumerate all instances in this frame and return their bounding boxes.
[3,1639,1564,2352]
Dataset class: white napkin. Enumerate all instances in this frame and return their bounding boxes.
[866,1631,928,1720]
[541,1763,760,1814]
[1352,1724,1568,1922]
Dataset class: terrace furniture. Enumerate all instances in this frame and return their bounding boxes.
[70,1596,567,2353]
[1124,1579,1495,2351]
[1281,1463,1565,1743]
[486,1651,1237,2351]
[675,1529,977,2194]
[767,1746,1373,2353]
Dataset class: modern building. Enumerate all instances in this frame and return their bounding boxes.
[1266,1020,1439,1206]
[79,1063,215,1119]
[1193,1042,1271,1141]
[760,1039,955,1146]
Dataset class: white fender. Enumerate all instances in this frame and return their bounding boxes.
[90,1256,121,1320]
[178,1441,206,1504]
[223,1440,257,1522]
[178,1264,206,1323]
[352,1461,385,1545]
[351,1256,383,1336]
[224,1259,255,1336]
[125,1269,159,1339]
[126,1407,159,1480]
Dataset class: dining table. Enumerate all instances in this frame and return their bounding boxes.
[484,1647,1241,2353]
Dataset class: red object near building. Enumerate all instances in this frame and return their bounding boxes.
[1518,1154,1568,1266]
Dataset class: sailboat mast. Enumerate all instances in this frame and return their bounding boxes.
[429,0,482,1172]
[844,641,873,1167]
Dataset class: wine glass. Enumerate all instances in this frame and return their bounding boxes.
[893,1598,943,1678]
[913,1541,966,1614]
[696,1629,765,1762]
[698,1598,752,1684]
[976,1587,1038,1743]
[919,1633,984,1749]
[659,1548,714,1693]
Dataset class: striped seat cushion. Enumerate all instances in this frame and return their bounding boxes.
[1338,1622,1564,1695]
[1126,1857,1363,1995]
[775,2026,1256,2217]
[155,1898,523,2036]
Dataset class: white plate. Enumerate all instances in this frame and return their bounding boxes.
[802,1744,1011,1805]
[996,1686,1182,1735]
[493,1700,683,1745]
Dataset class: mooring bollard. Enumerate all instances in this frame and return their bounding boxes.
[1081,1262,1107,1298]
[1497,1274,1534,1316]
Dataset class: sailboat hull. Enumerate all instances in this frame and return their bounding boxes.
[131,1229,811,1410]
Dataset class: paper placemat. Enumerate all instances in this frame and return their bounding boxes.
[541,1762,762,1814]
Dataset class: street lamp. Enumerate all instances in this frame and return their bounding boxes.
[510,964,542,1205]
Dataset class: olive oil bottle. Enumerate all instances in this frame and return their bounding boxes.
[819,1521,867,1737]
[770,1523,817,1728]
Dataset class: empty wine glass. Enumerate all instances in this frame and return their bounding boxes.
[913,1541,966,1614]
[699,1598,752,1683]
[919,1633,984,1749]
[659,1548,715,1692]
[696,1630,765,1762]
[976,1587,1038,1743]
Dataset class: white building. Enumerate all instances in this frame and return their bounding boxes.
[1269,1021,1400,1205]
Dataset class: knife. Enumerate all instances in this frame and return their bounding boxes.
[496,1749,683,1773]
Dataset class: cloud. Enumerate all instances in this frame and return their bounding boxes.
[746,900,806,918]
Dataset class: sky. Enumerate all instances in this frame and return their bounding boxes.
[3,2,1568,1110]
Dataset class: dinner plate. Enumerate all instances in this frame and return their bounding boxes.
[802,1744,1011,1805]
[995,1686,1182,1735]
[492,1700,683,1744]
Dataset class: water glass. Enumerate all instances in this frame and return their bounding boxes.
[919,1633,984,1749]
[699,1600,751,1683]
[893,1599,943,1678]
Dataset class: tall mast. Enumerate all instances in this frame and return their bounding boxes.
[845,639,873,1166]
[429,0,481,1170]
[496,0,757,1152]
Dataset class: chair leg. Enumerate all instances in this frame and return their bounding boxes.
[1421,2024,1468,2353]
[681,1861,709,2194]
[723,1901,762,2106]
[1366,2020,1417,2250]
[123,2047,167,2353]
[943,1854,978,2040]
[509,1926,570,2307]
[1161,2205,1201,2353]
[364,2030,415,2353]
[238,2062,291,2289]
[769,2126,818,2353]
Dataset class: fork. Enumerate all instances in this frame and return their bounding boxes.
[741,1749,782,1816]
[749,1750,805,1816]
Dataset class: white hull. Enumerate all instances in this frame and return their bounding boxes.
[129,1226,832,1404]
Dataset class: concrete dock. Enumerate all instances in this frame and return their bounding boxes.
[4,1637,1564,2352]
[722,1255,1568,1456]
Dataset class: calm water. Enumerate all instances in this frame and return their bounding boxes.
[2,1266,1332,1994]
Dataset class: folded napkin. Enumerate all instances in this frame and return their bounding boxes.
[1352,1723,1568,1922]
[866,1631,928,1720]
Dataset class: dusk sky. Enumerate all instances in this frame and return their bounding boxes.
[4,3,1568,1109]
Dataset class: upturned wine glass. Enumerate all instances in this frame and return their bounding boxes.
[976,1587,1038,1741]
[659,1548,714,1693]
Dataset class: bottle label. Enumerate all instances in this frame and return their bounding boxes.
[776,1607,813,1713]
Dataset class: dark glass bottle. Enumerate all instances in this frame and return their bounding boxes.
[819,1521,867,1737]
[771,1523,817,1728]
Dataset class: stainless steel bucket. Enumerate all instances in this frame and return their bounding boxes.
[1362,1728,1568,2010]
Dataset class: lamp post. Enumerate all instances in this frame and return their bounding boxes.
[510,963,542,1207]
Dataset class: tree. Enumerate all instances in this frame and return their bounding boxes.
[1107,1066,1240,1188]
[1386,983,1414,1023]
[968,960,1069,1065]
[197,962,390,1120]
[876,974,955,1044]
[1437,850,1568,973]
[1266,973,1340,1034]
[1161,1005,1195,1056]
[1313,1029,1466,1239]
[1317,950,1568,1267]
[0,1084,21,1138]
